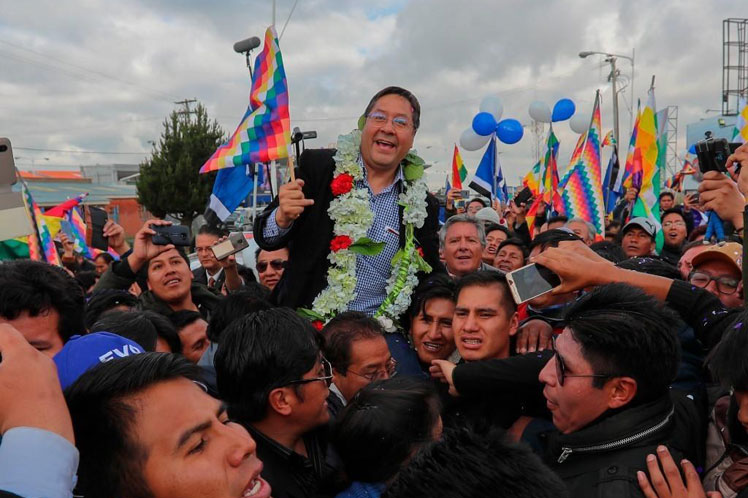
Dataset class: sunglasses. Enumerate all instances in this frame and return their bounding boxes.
[256,259,287,273]
[552,337,611,386]
[285,358,333,387]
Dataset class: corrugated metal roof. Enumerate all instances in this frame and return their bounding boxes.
[12,181,137,206]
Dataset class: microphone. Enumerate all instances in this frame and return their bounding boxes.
[233,36,261,54]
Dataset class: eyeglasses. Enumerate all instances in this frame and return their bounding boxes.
[662,221,686,228]
[688,271,740,295]
[552,337,611,386]
[366,111,412,130]
[256,259,287,273]
[285,358,333,387]
[347,358,398,382]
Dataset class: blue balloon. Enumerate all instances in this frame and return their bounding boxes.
[495,118,524,144]
[472,112,497,136]
[688,144,696,154]
[552,98,576,122]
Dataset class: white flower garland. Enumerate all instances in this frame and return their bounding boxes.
[306,130,431,329]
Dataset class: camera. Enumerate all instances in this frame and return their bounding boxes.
[695,136,740,174]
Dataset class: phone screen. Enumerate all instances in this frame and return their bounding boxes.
[507,264,561,304]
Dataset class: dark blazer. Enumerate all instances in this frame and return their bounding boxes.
[253,148,444,310]
[192,266,226,290]
[192,264,255,291]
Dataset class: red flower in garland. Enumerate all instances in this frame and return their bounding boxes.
[330,173,354,196]
[330,235,353,252]
[416,246,424,258]
[312,320,324,331]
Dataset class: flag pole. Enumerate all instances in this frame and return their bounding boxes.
[252,164,259,223]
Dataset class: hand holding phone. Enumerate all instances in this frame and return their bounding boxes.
[88,206,109,251]
[506,263,561,304]
[211,232,249,260]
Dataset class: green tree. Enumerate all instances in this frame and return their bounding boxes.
[137,102,225,229]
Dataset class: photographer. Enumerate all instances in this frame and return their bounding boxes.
[95,219,239,319]
[696,141,748,239]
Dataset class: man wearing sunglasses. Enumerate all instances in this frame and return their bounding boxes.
[215,308,340,498]
[255,247,289,291]
[432,283,703,497]
[253,86,443,312]
[689,241,743,308]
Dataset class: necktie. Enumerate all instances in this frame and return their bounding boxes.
[208,277,215,288]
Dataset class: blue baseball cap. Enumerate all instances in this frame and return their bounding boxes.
[53,332,144,390]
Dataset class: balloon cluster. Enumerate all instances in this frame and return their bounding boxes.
[528,98,582,131]
[459,96,524,151]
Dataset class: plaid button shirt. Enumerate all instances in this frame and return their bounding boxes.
[265,161,403,315]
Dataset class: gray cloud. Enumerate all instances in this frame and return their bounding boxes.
[1,0,742,188]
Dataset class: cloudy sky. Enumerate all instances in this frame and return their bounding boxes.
[1,0,743,188]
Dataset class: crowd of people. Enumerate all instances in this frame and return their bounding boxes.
[3,85,748,498]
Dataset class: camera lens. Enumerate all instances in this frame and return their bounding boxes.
[0,145,7,152]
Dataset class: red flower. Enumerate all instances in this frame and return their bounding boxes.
[416,247,424,258]
[312,320,324,331]
[330,173,354,196]
[330,235,353,252]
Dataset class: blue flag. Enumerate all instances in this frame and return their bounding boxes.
[468,137,497,199]
[206,163,258,222]
[603,146,622,214]
[439,176,451,224]
[495,154,508,204]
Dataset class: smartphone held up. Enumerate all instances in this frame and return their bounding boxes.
[506,263,561,304]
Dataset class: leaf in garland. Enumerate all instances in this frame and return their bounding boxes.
[297,307,325,321]
[349,237,386,256]
[403,163,424,182]
[357,115,366,131]
[390,248,404,266]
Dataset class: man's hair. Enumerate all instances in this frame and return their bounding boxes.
[383,427,568,498]
[215,307,319,423]
[332,377,440,483]
[364,86,421,130]
[0,259,85,342]
[662,207,693,235]
[74,270,98,292]
[91,310,182,353]
[687,224,707,242]
[404,273,456,325]
[589,240,627,263]
[617,257,683,280]
[566,218,597,241]
[659,191,675,201]
[197,224,228,238]
[529,228,582,253]
[708,312,748,391]
[84,290,139,330]
[564,283,679,402]
[439,214,486,249]
[484,223,510,238]
[546,215,568,226]
[321,311,385,374]
[205,290,273,342]
[455,270,516,314]
[467,198,487,208]
[94,252,114,264]
[168,309,204,332]
[497,238,529,259]
[65,352,203,498]
[607,220,622,232]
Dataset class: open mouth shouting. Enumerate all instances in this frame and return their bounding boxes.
[241,475,271,498]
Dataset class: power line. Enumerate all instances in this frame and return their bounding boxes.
[0,38,179,102]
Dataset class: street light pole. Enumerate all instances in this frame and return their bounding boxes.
[579,50,635,147]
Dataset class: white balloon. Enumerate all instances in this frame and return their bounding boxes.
[459,128,491,151]
[479,95,504,121]
[569,112,589,134]
[528,101,552,123]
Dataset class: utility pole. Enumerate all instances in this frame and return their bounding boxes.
[174,98,198,121]
[608,57,620,149]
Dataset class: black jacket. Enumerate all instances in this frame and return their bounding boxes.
[253,148,443,310]
[452,352,706,497]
